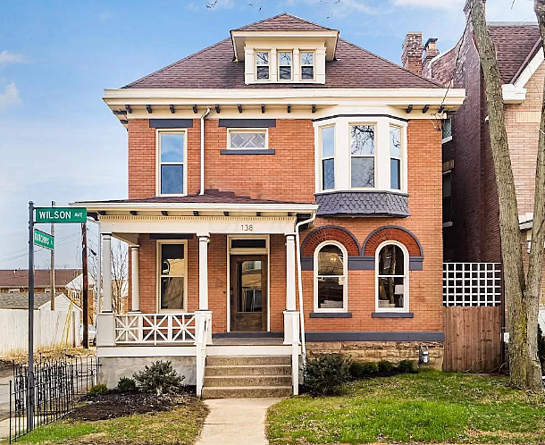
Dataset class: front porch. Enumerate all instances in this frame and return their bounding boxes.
[77,191,317,396]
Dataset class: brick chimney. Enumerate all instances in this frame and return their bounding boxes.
[423,38,440,66]
[402,32,424,75]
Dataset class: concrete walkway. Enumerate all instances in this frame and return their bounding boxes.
[197,398,280,445]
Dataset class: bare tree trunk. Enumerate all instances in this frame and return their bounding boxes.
[468,0,542,391]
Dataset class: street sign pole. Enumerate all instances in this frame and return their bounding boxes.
[82,223,89,349]
[27,201,35,431]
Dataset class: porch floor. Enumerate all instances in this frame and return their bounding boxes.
[211,337,285,346]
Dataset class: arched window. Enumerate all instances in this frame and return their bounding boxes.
[376,242,409,312]
[314,242,348,312]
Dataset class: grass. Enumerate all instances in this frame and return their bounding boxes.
[267,370,545,444]
[9,400,208,445]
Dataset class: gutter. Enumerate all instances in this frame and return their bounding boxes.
[200,108,211,196]
[295,212,316,362]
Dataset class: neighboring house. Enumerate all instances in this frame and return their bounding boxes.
[0,269,81,295]
[0,292,82,355]
[404,21,543,270]
[65,274,100,322]
[74,13,464,395]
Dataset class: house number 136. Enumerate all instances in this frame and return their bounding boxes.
[240,224,253,232]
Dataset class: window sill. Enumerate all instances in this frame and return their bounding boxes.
[220,149,275,155]
[310,312,352,318]
[372,312,414,318]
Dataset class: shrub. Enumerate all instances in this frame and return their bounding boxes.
[397,360,417,374]
[117,376,137,393]
[349,361,378,379]
[133,360,185,395]
[377,360,394,375]
[89,384,109,396]
[304,354,351,396]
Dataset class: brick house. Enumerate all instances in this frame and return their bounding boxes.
[404,21,543,294]
[74,13,464,396]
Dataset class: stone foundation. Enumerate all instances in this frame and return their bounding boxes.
[98,356,196,388]
[306,341,444,370]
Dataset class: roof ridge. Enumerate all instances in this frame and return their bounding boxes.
[232,12,335,32]
[123,37,232,89]
[487,21,538,27]
[338,38,442,88]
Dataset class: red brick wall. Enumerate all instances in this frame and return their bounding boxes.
[130,118,443,334]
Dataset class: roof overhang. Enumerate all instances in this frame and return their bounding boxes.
[502,47,543,104]
[230,30,339,61]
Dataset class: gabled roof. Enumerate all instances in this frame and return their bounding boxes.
[0,269,81,289]
[123,35,440,90]
[0,292,66,310]
[488,23,541,84]
[232,12,335,32]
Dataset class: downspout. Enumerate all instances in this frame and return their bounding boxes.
[199,107,211,195]
[295,212,316,363]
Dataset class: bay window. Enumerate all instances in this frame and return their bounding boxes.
[390,126,402,190]
[321,126,335,190]
[350,124,375,188]
[159,131,185,195]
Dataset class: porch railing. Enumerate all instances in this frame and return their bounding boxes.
[114,313,197,345]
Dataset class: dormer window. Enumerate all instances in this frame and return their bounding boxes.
[278,51,292,80]
[256,51,270,80]
[301,51,315,80]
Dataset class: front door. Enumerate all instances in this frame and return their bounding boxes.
[230,255,267,331]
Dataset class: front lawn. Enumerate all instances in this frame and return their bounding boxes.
[268,370,545,444]
[10,394,208,445]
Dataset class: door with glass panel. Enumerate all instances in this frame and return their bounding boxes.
[159,243,186,311]
[230,255,267,331]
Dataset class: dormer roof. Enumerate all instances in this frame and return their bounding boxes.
[232,12,335,32]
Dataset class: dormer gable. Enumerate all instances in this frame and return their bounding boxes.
[230,13,339,85]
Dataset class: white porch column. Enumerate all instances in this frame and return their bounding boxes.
[102,233,113,313]
[197,235,212,345]
[284,233,299,345]
[130,245,140,312]
[96,233,115,347]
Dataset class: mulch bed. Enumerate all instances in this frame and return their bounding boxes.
[68,393,194,421]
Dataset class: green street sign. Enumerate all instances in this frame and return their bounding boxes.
[34,229,54,250]
[35,207,87,223]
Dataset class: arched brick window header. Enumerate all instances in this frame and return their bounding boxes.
[302,226,360,257]
[362,226,423,257]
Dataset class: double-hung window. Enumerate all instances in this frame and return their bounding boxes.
[278,51,292,80]
[376,243,408,312]
[320,126,335,190]
[159,242,187,312]
[390,126,402,190]
[159,131,185,195]
[256,51,270,80]
[350,124,375,188]
[301,51,314,80]
[314,242,347,312]
[228,129,267,150]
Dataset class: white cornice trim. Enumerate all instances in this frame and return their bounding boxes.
[514,47,544,89]
[502,84,527,104]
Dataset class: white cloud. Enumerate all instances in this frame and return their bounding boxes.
[0,50,29,65]
[0,82,21,112]
[393,0,463,10]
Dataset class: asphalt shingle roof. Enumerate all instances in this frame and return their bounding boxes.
[233,12,335,32]
[0,292,64,310]
[123,14,440,90]
[0,269,81,289]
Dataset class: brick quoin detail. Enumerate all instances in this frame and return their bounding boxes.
[302,227,360,256]
[363,227,422,257]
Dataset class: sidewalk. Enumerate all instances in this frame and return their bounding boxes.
[197,398,280,445]
[0,418,11,441]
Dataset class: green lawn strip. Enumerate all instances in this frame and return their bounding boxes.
[13,401,208,445]
[267,370,545,444]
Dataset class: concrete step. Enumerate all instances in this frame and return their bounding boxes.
[204,375,292,387]
[206,356,291,367]
[205,364,291,377]
[202,386,292,399]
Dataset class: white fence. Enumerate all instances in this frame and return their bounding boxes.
[443,262,502,307]
[0,309,80,356]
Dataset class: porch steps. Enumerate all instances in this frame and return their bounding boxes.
[202,356,292,399]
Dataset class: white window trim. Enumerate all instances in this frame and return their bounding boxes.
[300,50,315,81]
[389,125,403,191]
[255,50,270,81]
[227,128,268,150]
[349,123,377,190]
[156,240,188,313]
[442,118,453,144]
[313,240,348,313]
[319,125,335,192]
[277,50,293,81]
[375,240,410,313]
[156,129,188,197]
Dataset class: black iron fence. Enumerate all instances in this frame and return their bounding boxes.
[9,355,98,443]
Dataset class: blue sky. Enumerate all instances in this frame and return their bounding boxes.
[0,0,536,269]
